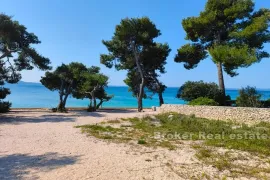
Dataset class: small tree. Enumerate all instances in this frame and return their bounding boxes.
[146,77,166,106]
[0,86,11,113]
[144,71,166,106]
[95,88,113,110]
[124,70,147,101]
[177,81,224,103]
[0,14,51,112]
[73,66,112,111]
[124,70,166,107]
[188,97,219,106]
[40,62,87,112]
[142,43,170,106]
[236,86,262,107]
[175,1,270,105]
[101,17,170,111]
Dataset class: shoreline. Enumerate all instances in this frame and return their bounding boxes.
[9,107,152,110]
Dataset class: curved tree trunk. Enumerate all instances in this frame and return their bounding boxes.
[153,75,165,107]
[62,94,68,109]
[137,82,144,112]
[57,102,64,112]
[57,94,63,110]
[57,80,73,112]
[217,62,226,105]
[57,81,65,112]
[93,98,97,111]
[89,99,92,108]
[158,92,164,106]
[90,88,97,111]
[133,45,144,112]
[96,100,104,110]
[57,93,66,112]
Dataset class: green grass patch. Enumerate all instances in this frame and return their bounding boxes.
[138,139,146,144]
[195,145,270,179]
[76,113,270,178]
[77,112,270,156]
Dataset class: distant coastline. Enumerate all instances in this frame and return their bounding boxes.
[12,81,270,91]
[4,81,270,108]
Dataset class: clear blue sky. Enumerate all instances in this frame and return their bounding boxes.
[2,0,270,88]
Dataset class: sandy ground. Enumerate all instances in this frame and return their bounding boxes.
[0,109,255,180]
[0,109,194,180]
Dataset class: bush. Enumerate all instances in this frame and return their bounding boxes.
[236,86,262,108]
[0,87,11,99]
[50,108,57,112]
[188,97,219,106]
[138,139,146,144]
[87,105,96,112]
[263,99,270,108]
[0,101,12,113]
[177,81,225,104]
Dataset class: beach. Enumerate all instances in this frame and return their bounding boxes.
[2,108,270,179]
[0,109,187,180]
[1,0,270,179]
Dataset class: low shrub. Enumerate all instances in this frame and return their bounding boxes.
[177,81,223,103]
[188,97,219,106]
[262,99,270,108]
[0,101,12,113]
[87,105,96,112]
[0,87,11,99]
[50,108,57,112]
[138,139,146,144]
[236,86,262,108]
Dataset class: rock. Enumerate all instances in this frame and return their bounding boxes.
[150,121,161,127]
[159,104,270,125]
[149,115,161,126]
[152,106,156,111]
[232,125,242,129]
[168,114,174,120]
[120,123,132,127]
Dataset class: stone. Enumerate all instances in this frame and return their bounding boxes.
[168,114,174,120]
[158,104,270,125]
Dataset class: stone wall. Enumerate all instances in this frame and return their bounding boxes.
[157,104,270,125]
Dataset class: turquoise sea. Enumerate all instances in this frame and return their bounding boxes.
[4,82,270,108]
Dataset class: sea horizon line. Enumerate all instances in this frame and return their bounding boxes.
[7,81,270,91]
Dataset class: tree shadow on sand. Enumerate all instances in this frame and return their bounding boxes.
[0,152,80,180]
[0,109,140,124]
[97,109,138,114]
[71,109,137,117]
[0,113,76,125]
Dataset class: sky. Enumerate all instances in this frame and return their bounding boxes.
[1,0,270,88]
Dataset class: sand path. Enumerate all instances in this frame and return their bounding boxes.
[0,109,195,180]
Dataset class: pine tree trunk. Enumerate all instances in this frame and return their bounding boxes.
[57,102,64,111]
[57,81,65,112]
[90,99,92,107]
[57,93,64,112]
[217,62,226,105]
[158,92,164,106]
[137,73,144,112]
[96,100,103,110]
[62,94,69,110]
[137,95,143,112]
[133,45,144,112]
[90,89,97,111]
[93,98,97,111]
[87,99,93,112]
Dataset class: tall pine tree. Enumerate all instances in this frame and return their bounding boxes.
[175,0,270,105]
